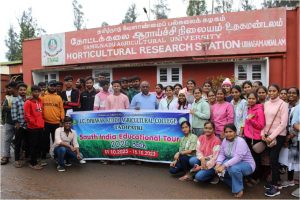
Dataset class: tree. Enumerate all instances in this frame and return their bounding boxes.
[186,0,207,16]
[122,3,138,24]
[101,22,109,27]
[72,0,85,30]
[5,25,21,61]
[262,0,299,8]
[151,0,170,20]
[5,8,45,61]
[214,0,233,13]
[240,0,255,11]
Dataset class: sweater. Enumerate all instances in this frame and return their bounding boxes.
[261,97,289,140]
[216,136,256,171]
[24,98,44,129]
[196,134,221,169]
[41,92,65,124]
[211,102,234,135]
[244,104,265,140]
[191,98,210,129]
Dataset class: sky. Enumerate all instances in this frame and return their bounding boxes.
[0,0,262,62]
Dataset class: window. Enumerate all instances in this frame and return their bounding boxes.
[92,69,112,83]
[157,65,182,86]
[44,72,58,84]
[235,62,266,85]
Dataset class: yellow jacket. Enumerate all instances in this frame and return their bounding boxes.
[41,92,64,124]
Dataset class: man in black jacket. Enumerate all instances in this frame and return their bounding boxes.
[61,76,80,116]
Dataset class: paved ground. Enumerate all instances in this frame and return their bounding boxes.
[0,159,298,199]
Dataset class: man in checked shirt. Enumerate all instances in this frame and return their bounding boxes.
[11,83,28,168]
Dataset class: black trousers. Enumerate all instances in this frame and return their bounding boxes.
[14,127,26,161]
[41,123,59,159]
[268,135,285,186]
[245,137,262,180]
[27,128,43,166]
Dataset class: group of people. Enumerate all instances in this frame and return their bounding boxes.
[168,78,299,198]
[1,73,299,198]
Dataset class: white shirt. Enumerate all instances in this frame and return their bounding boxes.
[159,97,178,110]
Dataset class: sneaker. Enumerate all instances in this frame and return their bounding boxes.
[291,188,300,198]
[14,160,23,168]
[281,180,295,188]
[65,161,72,167]
[39,160,48,166]
[265,185,280,197]
[120,161,126,166]
[209,175,220,184]
[29,164,43,170]
[136,161,142,165]
[264,182,272,190]
[101,160,108,165]
[79,160,86,164]
[57,165,65,172]
[1,157,9,165]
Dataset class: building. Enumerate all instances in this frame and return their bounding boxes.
[11,8,300,89]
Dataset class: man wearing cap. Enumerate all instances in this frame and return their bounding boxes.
[41,80,65,165]
[222,78,233,102]
[127,76,141,103]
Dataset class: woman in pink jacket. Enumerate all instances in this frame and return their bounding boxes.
[244,92,265,184]
[262,84,289,197]
[211,88,234,139]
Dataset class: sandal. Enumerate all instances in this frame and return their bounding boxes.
[234,190,243,198]
[29,164,43,170]
[179,173,192,181]
[14,160,23,168]
[1,157,9,165]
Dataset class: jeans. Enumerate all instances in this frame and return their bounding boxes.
[54,146,78,167]
[222,161,253,194]
[189,156,216,182]
[268,135,285,186]
[192,128,204,137]
[169,155,192,174]
[27,128,43,166]
[41,123,59,159]
[2,123,15,157]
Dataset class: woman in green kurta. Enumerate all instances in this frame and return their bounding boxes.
[169,121,198,181]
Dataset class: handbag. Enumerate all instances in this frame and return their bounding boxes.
[251,102,282,153]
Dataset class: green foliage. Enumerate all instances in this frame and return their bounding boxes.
[205,74,236,91]
[214,0,233,13]
[101,22,109,27]
[72,0,85,30]
[240,0,255,11]
[262,0,299,8]
[186,0,207,16]
[5,25,21,61]
[122,3,138,24]
[5,8,45,61]
[151,0,171,20]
